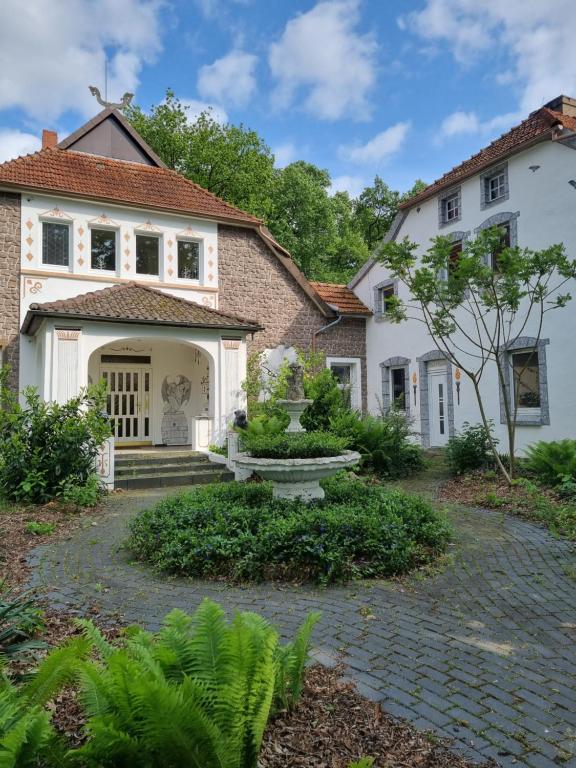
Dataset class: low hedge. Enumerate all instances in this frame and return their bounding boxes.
[128,478,452,584]
[243,431,349,459]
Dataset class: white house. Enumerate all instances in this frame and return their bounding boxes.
[351,96,576,452]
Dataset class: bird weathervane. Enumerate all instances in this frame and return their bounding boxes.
[89,86,134,111]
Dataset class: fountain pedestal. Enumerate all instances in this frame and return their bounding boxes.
[277,398,312,433]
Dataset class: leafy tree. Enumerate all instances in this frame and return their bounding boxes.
[379,227,576,482]
[126,91,275,219]
[354,177,426,249]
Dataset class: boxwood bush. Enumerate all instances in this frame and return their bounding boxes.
[243,431,349,459]
[128,478,451,584]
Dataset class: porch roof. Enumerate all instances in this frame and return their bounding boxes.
[22,282,263,335]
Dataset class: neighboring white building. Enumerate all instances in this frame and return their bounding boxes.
[351,96,576,452]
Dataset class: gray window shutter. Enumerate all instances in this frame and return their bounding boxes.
[373,286,382,320]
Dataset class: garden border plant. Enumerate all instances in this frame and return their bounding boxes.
[128,477,452,584]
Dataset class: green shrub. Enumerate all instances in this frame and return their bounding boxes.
[128,478,451,584]
[525,439,576,486]
[301,367,348,432]
[209,442,228,456]
[243,431,349,459]
[445,422,495,475]
[0,369,110,504]
[330,411,423,477]
[0,589,44,661]
[57,473,102,508]
[24,522,55,536]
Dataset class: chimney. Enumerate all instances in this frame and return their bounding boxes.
[544,95,576,117]
[42,129,58,149]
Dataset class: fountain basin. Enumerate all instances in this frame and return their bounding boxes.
[234,450,361,501]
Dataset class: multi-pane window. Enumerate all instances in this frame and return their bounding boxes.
[91,228,116,271]
[42,222,69,266]
[487,172,506,202]
[391,367,406,410]
[331,363,352,409]
[177,240,200,280]
[136,234,160,275]
[512,350,540,409]
[442,192,460,223]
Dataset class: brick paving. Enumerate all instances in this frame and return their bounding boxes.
[28,483,576,767]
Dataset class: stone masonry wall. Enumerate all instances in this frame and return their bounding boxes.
[218,225,367,409]
[0,192,21,389]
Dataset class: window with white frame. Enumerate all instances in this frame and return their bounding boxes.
[498,337,549,426]
[439,187,461,226]
[42,221,70,267]
[177,239,200,280]
[328,357,361,411]
[481,164,509,209]
[136,234,160,276]
[90,228,116,271]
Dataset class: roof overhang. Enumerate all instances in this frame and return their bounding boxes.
[22,310,263,337]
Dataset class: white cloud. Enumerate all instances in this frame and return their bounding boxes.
[268,0,377,120]
[330,174,367,198]
[0,0,164,122]
[339,122,410,164]
[273,142,297,168]
[0,129,41,163]
[437,109,521,142]
[181,99,229,124]
[197,50,257,108]
[401,0,576,114]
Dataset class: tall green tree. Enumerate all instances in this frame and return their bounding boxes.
[126,91,275,219]
[354,177,426,249]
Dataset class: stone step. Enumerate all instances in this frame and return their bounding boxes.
[115,468,234,490]
[115,460,215,478]
[115,452,207,469]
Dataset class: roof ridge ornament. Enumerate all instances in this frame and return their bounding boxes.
[88,85,134,111]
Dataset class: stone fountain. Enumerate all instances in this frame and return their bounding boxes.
[234,362,360,501]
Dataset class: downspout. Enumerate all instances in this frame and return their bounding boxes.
[312,306,343,353]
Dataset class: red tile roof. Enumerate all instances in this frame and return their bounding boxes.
[0,147,261,225]
[400,107,576,210]
[309,282,371,315]
[22,282,262,335]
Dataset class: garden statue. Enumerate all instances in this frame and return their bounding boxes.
[233,409,248,430]
[285,362,306,400]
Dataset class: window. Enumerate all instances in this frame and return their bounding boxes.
[91,228,116,271]
[136,234,160,275]
[328,358,361,411]
[42,222,69,266]
[490,222,511,271]
[439,187,461,226]
[374,279,397,321]
[380,284,395,314]
[177,240,200,280]
[512,350,540,409]
[448,240,463,275]
[481,164,509,209]
[391,367,407,410]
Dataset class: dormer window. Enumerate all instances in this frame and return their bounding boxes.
[438,187,461,226]
[481,163,509,209]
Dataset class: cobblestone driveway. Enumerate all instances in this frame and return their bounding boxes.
[28,485,576,768]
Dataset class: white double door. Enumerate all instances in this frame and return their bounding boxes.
[427,361,449,446]
[101,366,152,445]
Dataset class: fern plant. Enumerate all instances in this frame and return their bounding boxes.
[525,439,576,486]
[0,589,44,661]
[0,637,90,767]
[68,600,319,767]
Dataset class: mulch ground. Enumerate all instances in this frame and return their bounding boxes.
[261,665,493,767]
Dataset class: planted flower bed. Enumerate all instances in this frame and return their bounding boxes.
[128,477,451,584]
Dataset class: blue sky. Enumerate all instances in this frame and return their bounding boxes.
[1,0,575,197]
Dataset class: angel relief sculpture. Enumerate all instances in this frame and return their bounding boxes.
[161,375,192,414]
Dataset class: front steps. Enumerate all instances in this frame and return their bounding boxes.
[114,449,234,490]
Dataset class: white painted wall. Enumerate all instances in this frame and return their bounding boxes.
[354,139,576,452]
[19,193,220,325]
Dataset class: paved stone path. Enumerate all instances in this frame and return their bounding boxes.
[28,478,576,768]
